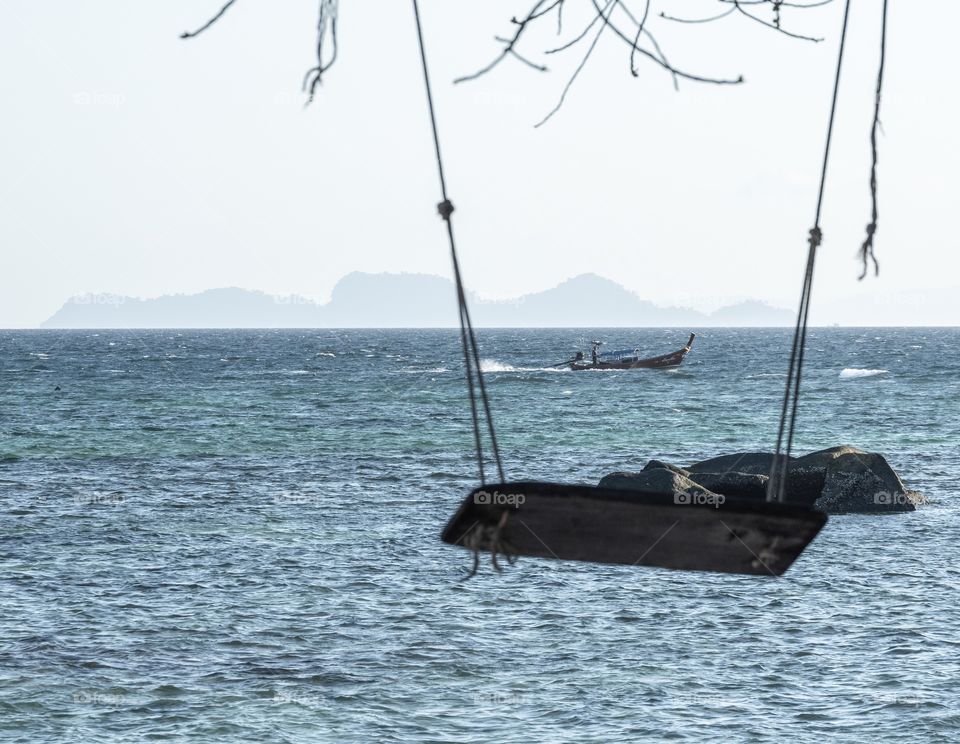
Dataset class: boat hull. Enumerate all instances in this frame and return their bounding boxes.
[570,333,695,371]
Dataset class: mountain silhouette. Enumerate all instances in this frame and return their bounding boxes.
[42,272,794,328]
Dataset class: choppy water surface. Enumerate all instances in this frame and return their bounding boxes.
[1,328,958,742]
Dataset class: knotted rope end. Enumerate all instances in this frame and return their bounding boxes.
[437,199,455,220]
[858,222,879,280]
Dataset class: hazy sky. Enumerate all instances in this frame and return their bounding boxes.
[2,1,958,327]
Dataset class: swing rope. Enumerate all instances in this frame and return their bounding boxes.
[411,0,506,485]
[770,0,890,501]
[769,0,852,502]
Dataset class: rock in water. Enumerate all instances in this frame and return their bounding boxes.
[599,468,716,500]
[686,471,770,501]
[643,458,770,499]
[641,460,690,476]
[686,452,784,476]
[643,458,769,500]
[608,446,925,514]
[816,451,923,513]
[788,445,870,504]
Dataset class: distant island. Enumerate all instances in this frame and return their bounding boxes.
[41,273,796,328]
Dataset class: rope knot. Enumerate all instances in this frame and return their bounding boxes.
[807,226,822,249]
[437,199,455,220]
[864,222,876,236]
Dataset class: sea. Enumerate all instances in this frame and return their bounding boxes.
[1,328,958,743]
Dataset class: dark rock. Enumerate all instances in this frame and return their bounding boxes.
[788,445,868,503]
[599,468,716,500]
[795,445,870,465]
[641,459,769,500]
[641,460,690,476]
[686,471,770,501]
[612,446,926,514]
[815,451,920,513]
[686,452,785,476]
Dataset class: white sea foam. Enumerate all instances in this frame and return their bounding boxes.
[480,359,569,373]
[840,368,888,379]
[480,360,519,372]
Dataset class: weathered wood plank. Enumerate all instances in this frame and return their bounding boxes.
[442,482,827,576]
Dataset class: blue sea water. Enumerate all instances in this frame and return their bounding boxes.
[1,327,958,743]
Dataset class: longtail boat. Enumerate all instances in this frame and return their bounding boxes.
[564,332,695,371]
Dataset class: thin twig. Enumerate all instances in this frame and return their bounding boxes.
[722,0,833,6]
[495,37,549,72]
[303,1,339,105]
[660,7,736,25]
[730,0,823,41]
[454,0,553,83]
[180,0,239,39]
[590,0,744,86]
[182,0,340,105]
[859,0,888,279]
[545,4,608,54]
[535,0,614,127]
[626,0,652,76]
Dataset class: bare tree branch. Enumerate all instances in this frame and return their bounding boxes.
[303,0,339,104]
[544,5,607,55]
[723,0,833,7]
[535,0,614,127]
[660,7,736,25]
[454,0,554,84]
[729,0,823,41]
[182,0,339,105]
[180,0,239,39]
[495,37,550,72]
[183,0,834,119]
[589,0,744,86]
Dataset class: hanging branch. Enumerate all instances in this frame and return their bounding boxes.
[181,0,340,104]
[591,0,743,85]
[535,0,615,127]
[181,1,832,116]
[180,0,239,39]
[613,0,663,82]
[454,0,557,83]
[859,0,888,279]
[455,0,838,127]
[660,7,736,25]
[727,0,823,42]
[178,0,884,281]
[303,0,339,103]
